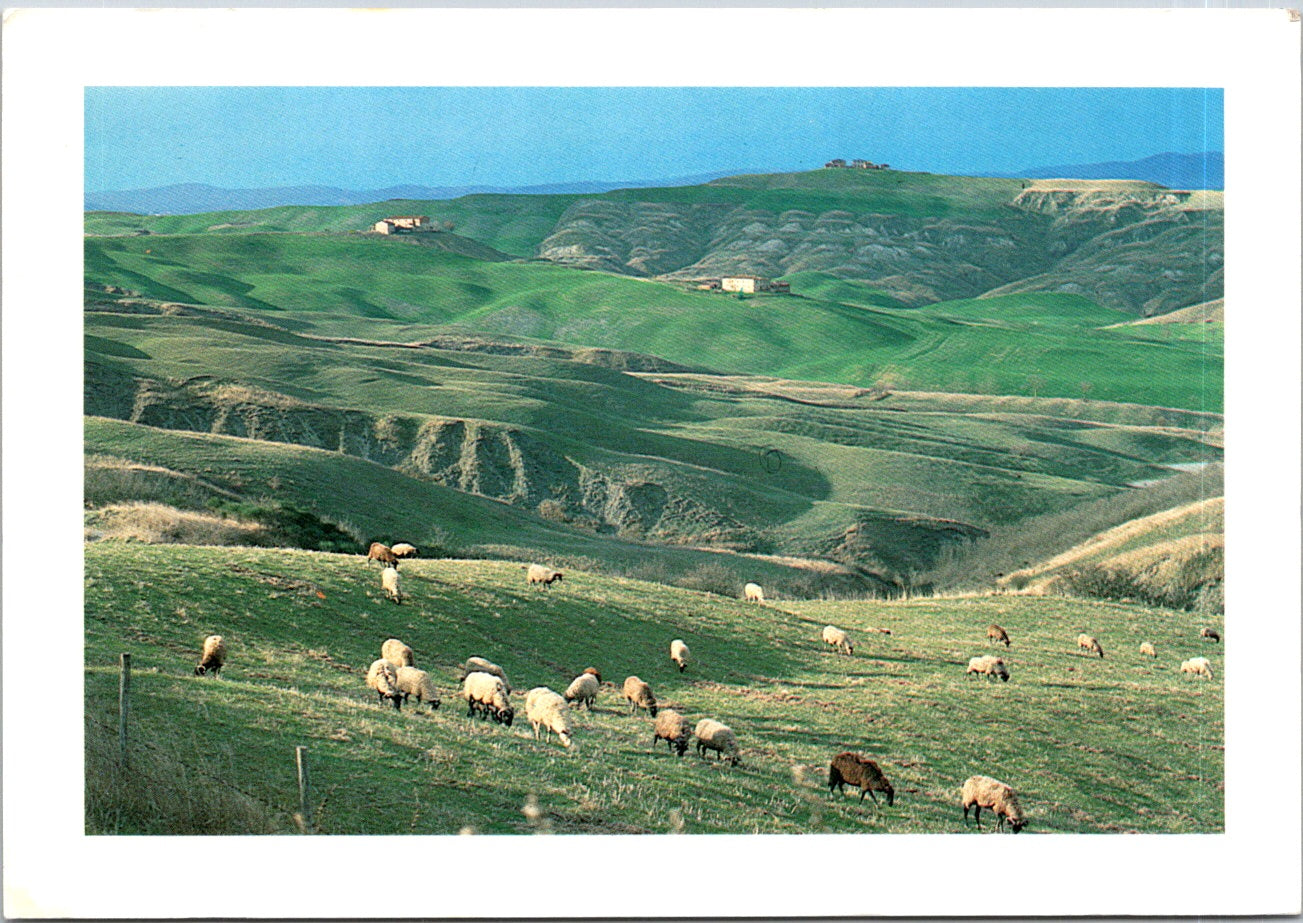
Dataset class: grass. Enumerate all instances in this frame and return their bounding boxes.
[85,542,1223,834]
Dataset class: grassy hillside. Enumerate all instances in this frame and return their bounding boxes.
[85,233,1222,411]
[85,543,1223,835]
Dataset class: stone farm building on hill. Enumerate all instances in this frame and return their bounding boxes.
[373,215,432,234]
[713,276,791,294]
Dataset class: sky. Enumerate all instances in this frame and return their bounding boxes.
[84,86,1223,193]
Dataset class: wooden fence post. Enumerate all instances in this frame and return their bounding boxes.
[118,653,131,765]
[296,746,313,833]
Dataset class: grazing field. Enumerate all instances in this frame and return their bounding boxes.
[86,543,1223,835]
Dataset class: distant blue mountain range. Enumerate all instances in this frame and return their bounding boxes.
[83,171,759,216]
[85,152,1223,215]
[989,151,1224,191]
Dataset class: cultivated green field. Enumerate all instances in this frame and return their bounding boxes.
[86,543,1224,835]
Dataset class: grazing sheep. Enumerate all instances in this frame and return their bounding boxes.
[525,564,564,587]
[966,655,1010,682]
[1076,633,1105,658]
[194,635,226,677]
[525,687,574,748]
[459,656,511,693]
[670,639,690,673]
[694,718,741,765]
[381,565,402,604]
[367,541,399,567]
[366,659,403,710]
[961,775,1027,833]
[563,672,599,710]
[822,625,854,656]
[381,638,415,669]
[390,542,418,559]
[986,624,1011,647]
[1180,656,1215,679]
[1140,641,1158,659]
[462,671,514,725]
[865,627,893,635]
[1200,627,1222,643]
[623,676,658,717]
[743,582,765,603]
[582,666,602,683]
[828,752,895,806]
[395,666,441,710]
[652,709,693,756]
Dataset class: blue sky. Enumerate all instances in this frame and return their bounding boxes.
[84,86,1223,192]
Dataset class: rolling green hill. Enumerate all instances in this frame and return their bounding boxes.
[85,543,1224,835]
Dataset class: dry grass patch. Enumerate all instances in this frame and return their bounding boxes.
[85,502,267,546]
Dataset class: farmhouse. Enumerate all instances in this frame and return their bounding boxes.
[373,215,432,234]
[825,158,890,170]
[720,276,790,294]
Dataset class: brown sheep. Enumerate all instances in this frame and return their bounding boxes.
[1200,627,1221,643]
[652,710,693,756]
[367,541,399,567]
[987,624,1011,647]
[194,635,226,677]
[961,775,1027,833]
[582,666,602,683]
[623,676,658,717]
[829,752,895,806]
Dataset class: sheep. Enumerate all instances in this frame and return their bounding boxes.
[986,624,1011,647]
[525,687,574,748]
[694,718,741,765]
[367,541,399,568]
[623,676,658,717]
[462,671,514,725]
[366,659,403,710]
[743,582,765,603]
[961,775,1028,833]
[966,655,1010,682]
[822,625,854,656]
[1076,633,1104,658]
[194,635,226,677]
[582,666,602,683]
[395,666,441,710]
[390,542,418,559]
[1200,627,1222,643]
[563,672,599,710]
[652,709,693,756]
[525,564,564,587]
[381,565,401,604]
[670,638,690,673]
[1140,641,1158,659]
[1180,656,1215,679]
[828,752,895,806]
[459,656,511,693]
[381,638,414,669]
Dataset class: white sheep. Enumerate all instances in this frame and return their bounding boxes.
[1140,641,1158,659]
[390,542,418,559]
[743,582,765,603]
[525,687,574,748]
[460,656,511,693]
[395,666,441,710]
[670,638,691,673]
[381,638,414,668]
[381,565,402,604]
[462,671,514,725]
[1076,633,1104,658]
[694,718,741,765]
[961,775,1028,833]
[525,563,564,586]
[623,676,658,717]
[563,672,599,710]
[194,634,226,677]
[822,625,854,655]
[652,709,693,756]
[366,659,403,710]
[1180,656,1215,679]
[966,655,1010,682]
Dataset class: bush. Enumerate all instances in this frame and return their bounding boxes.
[207,499,360,553]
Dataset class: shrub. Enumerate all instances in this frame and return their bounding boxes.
[207,499,360,553]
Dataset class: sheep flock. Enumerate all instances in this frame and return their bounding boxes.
[170,546,1218,835]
